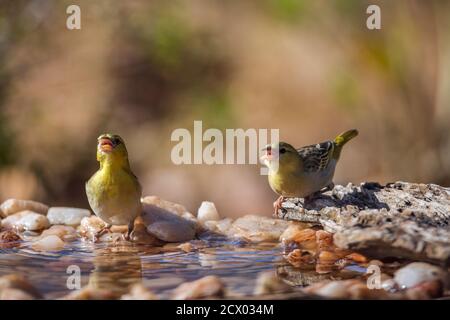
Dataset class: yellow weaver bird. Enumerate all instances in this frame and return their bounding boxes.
[261,129,358,214]
[86,133,142,240]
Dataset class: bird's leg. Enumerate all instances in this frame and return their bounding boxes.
[303,183,335,206]
[273,196,285,216]
[93,223,112,242]
[321,182,335,193]
[123,220,135,241]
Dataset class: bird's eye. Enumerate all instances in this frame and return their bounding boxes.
[114,138,121,145]
[279,148,286,154]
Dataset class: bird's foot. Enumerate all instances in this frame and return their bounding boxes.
[273,196,285,216]
[122,222,135,242]
[93,224,112,242]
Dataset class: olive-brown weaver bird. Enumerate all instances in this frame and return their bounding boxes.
[261,129,358,215]
[86,133,142,241]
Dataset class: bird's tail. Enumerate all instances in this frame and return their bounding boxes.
[333,129,358,159]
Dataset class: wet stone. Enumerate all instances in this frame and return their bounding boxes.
[40,225,77,242]
[142,201,197,242]
[394,262,448,290]
[0,199,48,217]
[172,275,225,300]
[253,271,293,295]
[0,274,42,300]
[32,235,65,252]
[226,215,292,243]
[47,207,91,226]
[1,210,50,231]
[121,283,158,300]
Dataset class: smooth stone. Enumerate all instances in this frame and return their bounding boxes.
[142,203,197,242]
[0,274,42,299]
[47,207,91,226]
[121,283,158,300]
[227,215,292,243]
[172,275,225,299]
[1,210,50,231]
[147,220,196,243]
[61,286,118,300]
[32,235,65,251]
[40,225,77,242]
[131,222,163,245]
[204,218,233,234]
[253,271,293,295]
[142,196,199,228]
[197,201,220,224]
[0,288,36,300]
[308,281,351,299]
[394,262,448,289]
[0,199,48,217]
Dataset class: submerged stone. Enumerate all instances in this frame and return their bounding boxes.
[32,235,65,252]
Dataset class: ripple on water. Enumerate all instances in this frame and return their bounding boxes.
[0,238,288,298]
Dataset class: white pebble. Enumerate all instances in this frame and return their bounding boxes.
[197,201,220,223]
[2,211,49,231]
[47,207,91,226]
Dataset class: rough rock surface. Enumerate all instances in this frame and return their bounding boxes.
[276,182,450,265]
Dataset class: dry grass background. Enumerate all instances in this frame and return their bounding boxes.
[0,0,449,217]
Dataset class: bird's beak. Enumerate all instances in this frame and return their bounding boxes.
[98,138,114,153]
[260,146,273,162]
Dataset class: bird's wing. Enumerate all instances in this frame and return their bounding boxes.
[297,141,334,173]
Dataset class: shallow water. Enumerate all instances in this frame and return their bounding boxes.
[0,233,367,299]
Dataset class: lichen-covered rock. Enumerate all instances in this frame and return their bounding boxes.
[32,235,65,252]
[0,274,42,300]
[47,207,91,226]
[142,200,197,242]
[172,275,225,299]
[121,283,158,300]
[226,215,292,243]
[1,210,50,231]
[197,201,220,224]
[0,199,48,217]
[277,182,450,264]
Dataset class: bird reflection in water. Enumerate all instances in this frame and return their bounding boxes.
[87,244,143,295]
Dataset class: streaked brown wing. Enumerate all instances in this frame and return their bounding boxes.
[297,141,334,173]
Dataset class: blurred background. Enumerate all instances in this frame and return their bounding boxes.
[0,0,449,218]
